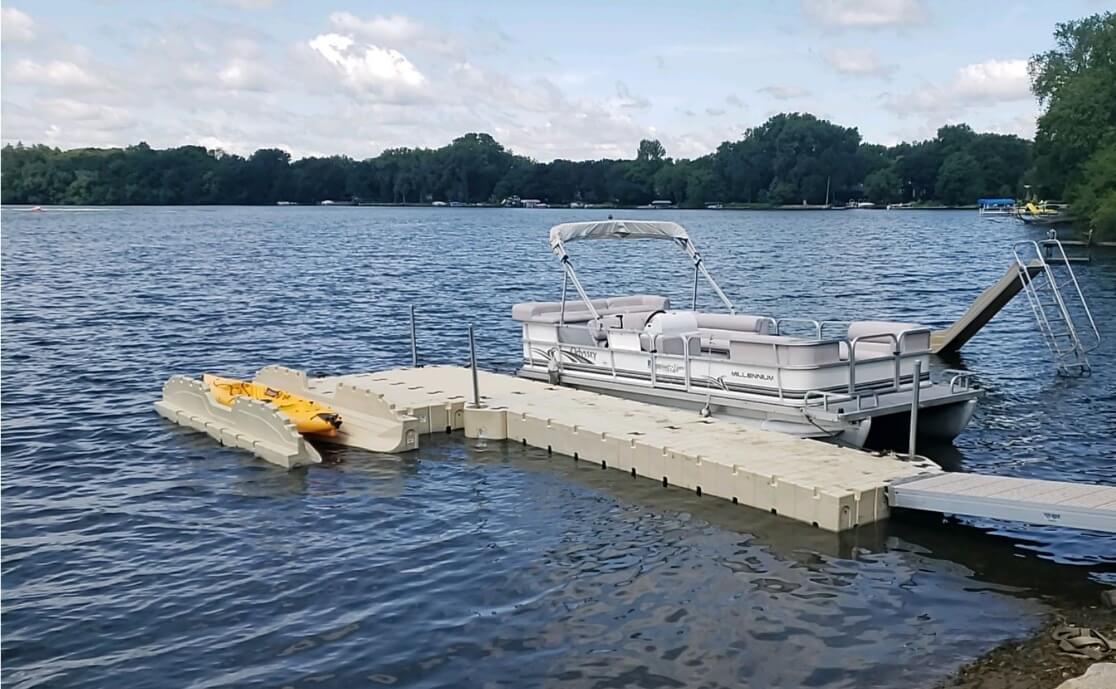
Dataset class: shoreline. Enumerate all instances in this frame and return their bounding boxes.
[936,603,1116,689]
[1,202,983,210]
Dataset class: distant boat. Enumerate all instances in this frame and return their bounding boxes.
[449,201,467,207]
[1018,201,1075,226]
[977,198,1015,217]
[851,201,876,209]
[705,203,724,210]
[432,201,448,207]
[276,201,296,206]
[886,202,915,210]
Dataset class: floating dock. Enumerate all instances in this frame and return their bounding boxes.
[890,473,1116,533]
[157,364,1116,534]
[260,364,944,531]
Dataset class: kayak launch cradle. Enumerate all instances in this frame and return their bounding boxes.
[155,366,422,469]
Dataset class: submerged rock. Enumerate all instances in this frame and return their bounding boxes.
[1055,663,1116,689]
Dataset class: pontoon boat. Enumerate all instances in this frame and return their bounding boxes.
[513,220,980,448]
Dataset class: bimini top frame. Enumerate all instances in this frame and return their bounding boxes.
[547,220,736,322]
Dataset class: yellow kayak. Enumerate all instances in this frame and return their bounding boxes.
[203,374,343,436]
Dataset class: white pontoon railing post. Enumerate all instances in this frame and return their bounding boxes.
[559,271,568,325]
[683,336,692,391]
[847,339,858,395]
[908,360,921,460]
[692,262,700,310]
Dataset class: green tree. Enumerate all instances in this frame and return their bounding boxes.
[1029,12,1116,197]
[935,152,983,206]
[863,166,901,204]
[1069,142,1116,238]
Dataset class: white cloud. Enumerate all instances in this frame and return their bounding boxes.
[983,113,1038,139]
[823,48,894,77]
[802,0,928,28]
[884,58,1031,117]
[2,7,35,42]
[758,85,810,100]
[7,59,103,89]
[328,12,423,44]
[951,59,1030,101]
[214,0,274,9]
[39,98,132,130]
[307,32,426,100]
[216,59,274,91]
[879,58,1036,141]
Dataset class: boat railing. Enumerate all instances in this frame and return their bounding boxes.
[522,321,935,404]
[945,369,975,393]
[773,318,822,339]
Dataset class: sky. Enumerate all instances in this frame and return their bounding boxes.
[0,0,1107,161]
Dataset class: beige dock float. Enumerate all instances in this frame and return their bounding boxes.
[274,364,941,532]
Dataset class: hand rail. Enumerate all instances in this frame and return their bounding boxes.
[944,369,974,393]
[848,332,899,394]
[773,317,821,339]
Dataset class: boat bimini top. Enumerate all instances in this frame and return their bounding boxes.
[549,220,736,321]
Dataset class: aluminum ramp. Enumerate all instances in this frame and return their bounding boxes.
[889,473,1116,533]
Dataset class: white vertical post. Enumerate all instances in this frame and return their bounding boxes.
[410,305,418,368]
[469,325,481,408]
[909,360,921,460]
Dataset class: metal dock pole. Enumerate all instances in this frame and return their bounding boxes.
[410,305,419,367]
[468,325,481,408]
[908,360,921,460]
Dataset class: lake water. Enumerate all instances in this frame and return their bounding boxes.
[2,206,1114,688]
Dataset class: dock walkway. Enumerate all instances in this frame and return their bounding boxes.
[260,364,942,532]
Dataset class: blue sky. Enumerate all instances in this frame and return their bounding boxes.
[0,1,1106,160]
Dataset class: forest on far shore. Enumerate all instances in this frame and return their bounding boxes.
[2,13,1112,237]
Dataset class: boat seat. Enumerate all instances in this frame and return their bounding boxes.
[694,313,774,335]
[512,295,670,323]
[725,333,842,366]
[841,321,930,359]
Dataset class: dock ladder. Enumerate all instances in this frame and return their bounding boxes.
[1011,237,1100,375]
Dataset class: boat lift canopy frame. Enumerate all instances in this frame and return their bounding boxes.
[547,220,736,323]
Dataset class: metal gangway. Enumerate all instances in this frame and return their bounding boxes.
[1012,237,1101,375]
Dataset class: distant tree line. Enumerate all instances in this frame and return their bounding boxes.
[0,119,1031,208]
[2,11,1110,237]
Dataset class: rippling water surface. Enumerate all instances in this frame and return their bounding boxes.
[3,206,1115,688]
